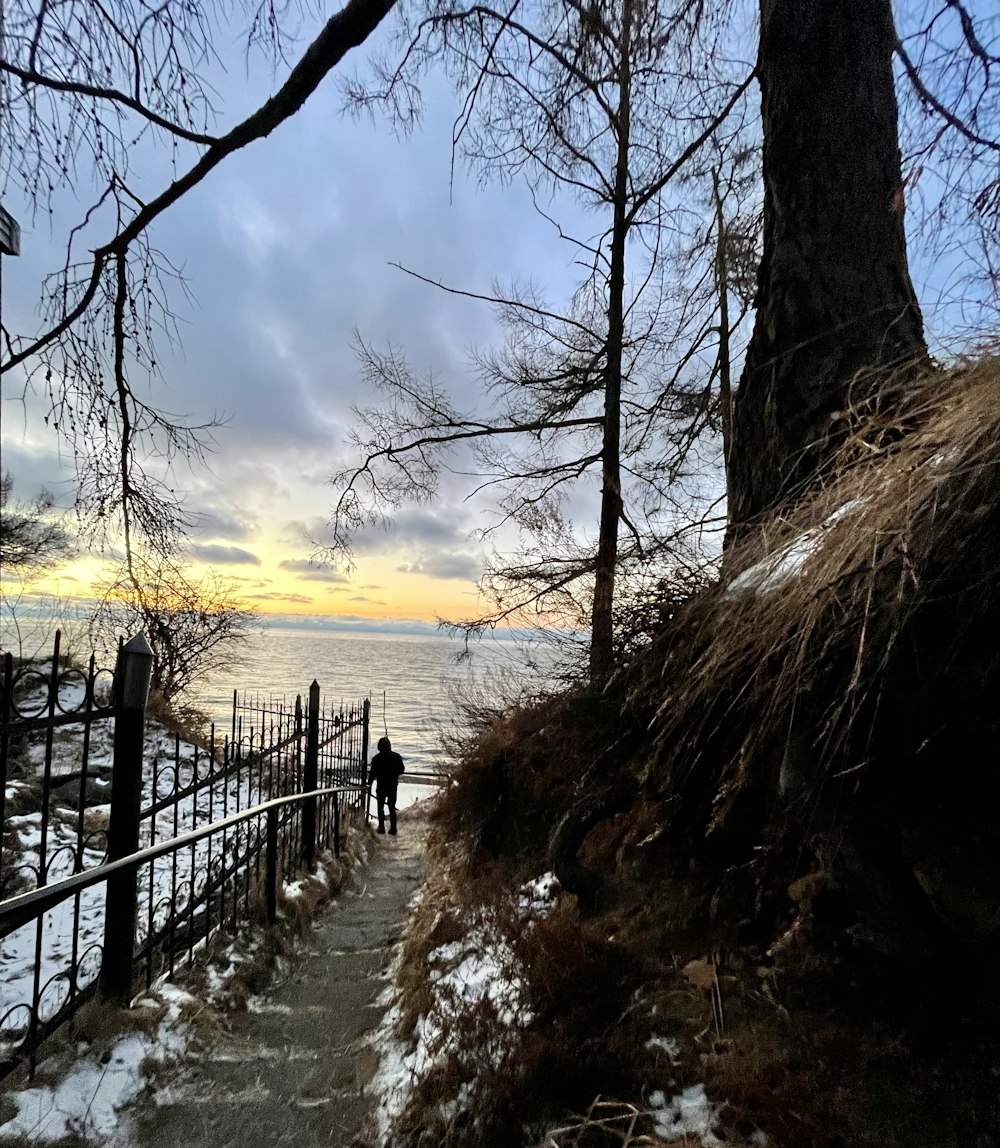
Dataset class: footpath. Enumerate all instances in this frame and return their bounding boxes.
[129,815,426,1148]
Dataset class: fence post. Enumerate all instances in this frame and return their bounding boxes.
[361,697,371,820]
[100,634,154,1005]
[265,806,278,923]
[302,680,320,868]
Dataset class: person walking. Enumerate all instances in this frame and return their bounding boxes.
[367,736,405,835]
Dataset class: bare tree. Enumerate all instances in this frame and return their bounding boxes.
[337,0,756,685]
[90,554,259,705]
[0,471,72,574]
[0,0,400,561]
[894,0,1000,345]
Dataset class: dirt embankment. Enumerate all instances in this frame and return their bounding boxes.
[380,360,1000,1148]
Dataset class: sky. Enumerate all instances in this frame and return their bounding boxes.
[1,2,995,633]
[0,14,594,628]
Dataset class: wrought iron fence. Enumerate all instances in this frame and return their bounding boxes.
[0,633,370,1079]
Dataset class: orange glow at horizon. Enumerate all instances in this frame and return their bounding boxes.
[15,547,483,624]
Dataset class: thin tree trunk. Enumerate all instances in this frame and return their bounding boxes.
[728,0,928,536]
[589,0,632,688]
[712,169,734,507]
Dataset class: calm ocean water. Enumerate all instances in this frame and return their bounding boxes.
[188,625,541,775]
[3,607,561,775]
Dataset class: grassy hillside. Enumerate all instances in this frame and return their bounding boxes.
[375,360,1000,1147]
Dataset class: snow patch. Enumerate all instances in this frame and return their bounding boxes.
[646,1034,680,1058]
[0,1014,187,1145]
[649,1083,723,1146]
[726,498,870,597]
[517,871,560,917]
[368,872,557,1143]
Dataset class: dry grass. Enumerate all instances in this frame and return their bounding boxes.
[531,1100,664,1148]
[144,689,215,749]
[384,362,1000,1146]
[639,358,1000,807]
[621,360,1000,972]
[432,683,639,879]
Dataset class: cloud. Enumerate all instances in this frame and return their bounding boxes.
[247,592,314,604]
[1,49,588,595]
[278,558,350,583]
[191,544,262,566]
[0,437,78,506]
[190,506,259,543]
[262,613,445,636]
[397,551,482,581]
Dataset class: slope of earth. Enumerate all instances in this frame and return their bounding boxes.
[364,360,1000,1147]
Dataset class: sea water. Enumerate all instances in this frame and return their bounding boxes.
[3,608,560,778]
[191,626,514,774]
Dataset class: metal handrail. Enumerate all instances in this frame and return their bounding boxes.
[0,783,365,938]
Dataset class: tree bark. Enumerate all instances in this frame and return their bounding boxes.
[728,0,928,532]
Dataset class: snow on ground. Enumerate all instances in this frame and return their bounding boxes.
[0,821,108,1051]
[726,497,870,597]
[0,857,337,1147]
[644,1033,767,1146]
[367,872,755,1148]
[1,663,289,1059]
[649,1084,724,1145]
[0,653,353,1056]
[368,872,560,1145]
[0,719,210,1055]
[0,989,190,1146]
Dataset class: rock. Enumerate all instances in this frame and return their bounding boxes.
[48,770,113,809]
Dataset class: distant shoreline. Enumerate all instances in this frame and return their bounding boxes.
[2,596,546,644]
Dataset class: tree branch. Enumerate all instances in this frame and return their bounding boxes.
[0,58,219,145]
[896,38,1000,153]
[2,0,398,376]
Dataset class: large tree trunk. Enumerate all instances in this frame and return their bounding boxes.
[729,0,928,532]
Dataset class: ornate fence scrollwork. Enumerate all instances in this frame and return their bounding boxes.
[0,631,369,1079]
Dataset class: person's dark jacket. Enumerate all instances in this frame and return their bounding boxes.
[368,749,405,793]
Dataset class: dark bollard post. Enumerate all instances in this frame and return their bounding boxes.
[361,698,371,820]
[265,806,278,924]
[302,680,320,869]
[100,634,154,1004]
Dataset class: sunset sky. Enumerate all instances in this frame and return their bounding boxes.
[1,6,987,631]
[1,21,591,628]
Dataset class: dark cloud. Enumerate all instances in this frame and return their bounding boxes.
[0,437,77,507]
[190,506,259,542]
[1,49,592,579]
[261,612,454,637]
[191,544,262,566]
[398,552,482,581]
[278,558,349,583]
[346,506,478,557]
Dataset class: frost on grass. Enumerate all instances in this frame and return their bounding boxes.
[369,872,560,1145]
